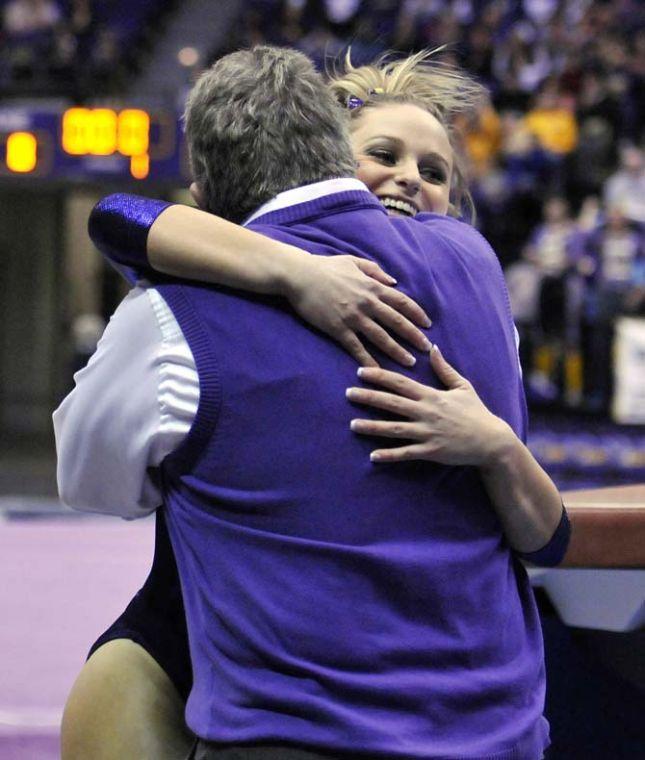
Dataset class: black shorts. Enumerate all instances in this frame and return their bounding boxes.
[88,509,192,702]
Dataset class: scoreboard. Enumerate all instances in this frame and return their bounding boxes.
[0,106,188,183]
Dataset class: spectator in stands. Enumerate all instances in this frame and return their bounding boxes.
[500,111,542,192]
[353,0,401,53]
[523,78,578,192]
[525,197,578,283]
[493,27,553,110]
[2,0,61,84]
[3,0,60,36]
[458,94,502,178]
[461,21,495,87]
[523,197,580,401]
[47,23,77,90]
[603,145,645,225]
[577,195,602,234]
[477,110,544,263]
[570,70,621,203]
[579,203,645,410]
[522,0,559,27]
[88,26,123,91]
[68,0,95,62]
[583,205,645,300]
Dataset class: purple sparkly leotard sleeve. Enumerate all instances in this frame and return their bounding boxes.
[88,193,172,284]
[516,503,571,567]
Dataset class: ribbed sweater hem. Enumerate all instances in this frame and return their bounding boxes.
[155,284,222,471]
[249,190,386,227]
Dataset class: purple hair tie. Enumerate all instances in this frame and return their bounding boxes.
[346,88,384,110]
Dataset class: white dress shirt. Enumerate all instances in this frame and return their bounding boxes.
[53,285,197,518]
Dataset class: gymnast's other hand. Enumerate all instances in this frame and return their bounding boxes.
[347,345,514,464]
[285,254,432,368]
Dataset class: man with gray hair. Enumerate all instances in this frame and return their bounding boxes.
[184,46,356,222]
[56,46,558,760]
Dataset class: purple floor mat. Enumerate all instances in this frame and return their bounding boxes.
[0,734,60,760]
[0,515,154,757]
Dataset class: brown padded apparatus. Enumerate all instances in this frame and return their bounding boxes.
[560,484,645,568]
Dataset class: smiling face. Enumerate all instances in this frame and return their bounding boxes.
[350,103,454,218]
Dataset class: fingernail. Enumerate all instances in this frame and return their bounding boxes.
[432,344,440,356]
[423,317,432,328]
[421,337,432,351]
[346,388,356,398]
[370,451,383,462]
[357,367,365,377]
[387,276,397,285]
[406,354,416,366]
[350,419,359,431]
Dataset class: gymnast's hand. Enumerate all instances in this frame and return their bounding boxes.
[346,345,514,464]
[285,254,432,368]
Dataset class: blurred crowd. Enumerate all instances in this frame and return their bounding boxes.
[233,0,645,226]
[233,0,645,413]
[0,0,121,96]
[2,0,644,414]
[506,159,645,412]
[0,0,167,97]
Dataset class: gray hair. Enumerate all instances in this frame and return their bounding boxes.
[184,46,356,223]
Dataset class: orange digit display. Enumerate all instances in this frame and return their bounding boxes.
[62,107,151,162]
[89,108,117,155]
[62,107,91,155]
[130,153,150,179]
[6,131,37,173]
[118,109,149,157]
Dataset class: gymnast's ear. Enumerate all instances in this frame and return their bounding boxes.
[189,182,207,210]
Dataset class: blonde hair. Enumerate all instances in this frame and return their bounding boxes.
[328,49,486,221]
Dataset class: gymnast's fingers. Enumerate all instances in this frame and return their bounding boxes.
[356,366,430,401]
[350,419,424,439]
[354,316,417,367]
[369,444,430,463]
[367,299,432,353]
[345,386,418,417]
[337,330,379,368]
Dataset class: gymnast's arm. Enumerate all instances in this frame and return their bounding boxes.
[89,193,432,368]
[423,348,569,565]
[345,221,569,566]
[348,348,569,566]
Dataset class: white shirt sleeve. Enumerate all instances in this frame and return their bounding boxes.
[53,286,199,519]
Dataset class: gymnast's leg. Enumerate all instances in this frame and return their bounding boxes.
[61,510,194,758]
[61,638,194,760]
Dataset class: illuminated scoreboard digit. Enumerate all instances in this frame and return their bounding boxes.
[61,108,150,175]
[118,109,150,158]
[0,106,186,182]
[6,131,38,173]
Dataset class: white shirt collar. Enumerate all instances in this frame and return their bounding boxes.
[244,178,371,225]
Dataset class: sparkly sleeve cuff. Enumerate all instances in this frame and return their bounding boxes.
[88,193,172,282]
[516,503,571,567]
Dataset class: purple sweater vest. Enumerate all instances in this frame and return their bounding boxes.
[130,191,550,759]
